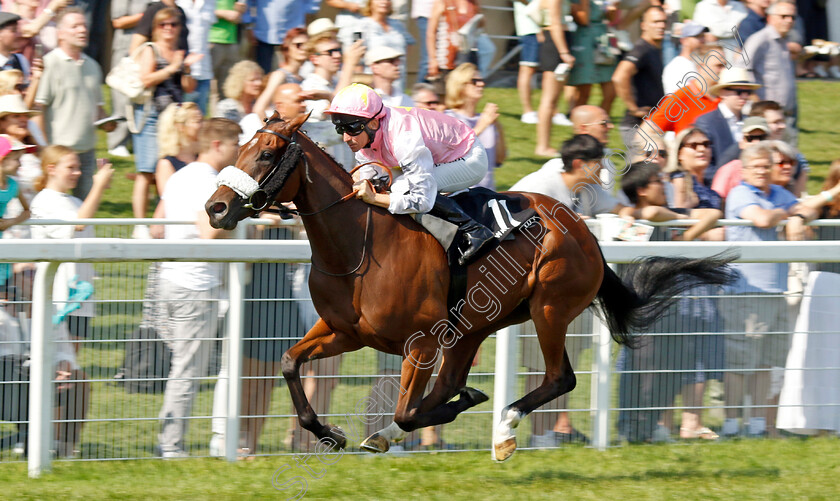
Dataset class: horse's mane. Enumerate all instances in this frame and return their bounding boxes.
[264,115,354,185]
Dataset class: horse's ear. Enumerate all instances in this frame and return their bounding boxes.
[267,110,280,122]
[288,111,311,133]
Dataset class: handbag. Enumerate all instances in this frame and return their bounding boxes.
[106,42,156,104]
[106,43,158,134]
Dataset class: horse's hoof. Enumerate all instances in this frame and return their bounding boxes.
[493,437,517,462]
[326,425,347,449]
[360,433,390,454]
[461,387,489,406]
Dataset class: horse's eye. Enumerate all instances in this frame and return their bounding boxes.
[260,150,273,161]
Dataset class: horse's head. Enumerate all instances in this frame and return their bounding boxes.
[206,112,309,230]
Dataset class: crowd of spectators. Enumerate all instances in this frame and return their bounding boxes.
[1,0,840,459]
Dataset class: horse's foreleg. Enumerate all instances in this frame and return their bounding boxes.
[361,335,490,455]
[280,319,362,449]
[359,346,438,453]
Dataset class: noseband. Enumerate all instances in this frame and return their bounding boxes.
[216,126,305,211]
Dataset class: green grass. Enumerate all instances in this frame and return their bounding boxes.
[1,439,839,499]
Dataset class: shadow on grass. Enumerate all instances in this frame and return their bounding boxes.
[514,466,781,484]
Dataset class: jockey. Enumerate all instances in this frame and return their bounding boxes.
[324,83,495,266]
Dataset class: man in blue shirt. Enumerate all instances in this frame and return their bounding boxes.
[738,0,768,41]
[721,142,814,439]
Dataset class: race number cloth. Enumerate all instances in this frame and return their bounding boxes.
[414,187,538,251]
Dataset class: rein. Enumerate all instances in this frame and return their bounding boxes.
[223,124,395,276]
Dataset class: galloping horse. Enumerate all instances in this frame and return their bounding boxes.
[205,113,734,461]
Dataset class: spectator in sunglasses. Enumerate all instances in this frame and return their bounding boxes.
[712,117,772,199]
[410,82,443,112]
[693,67,761,184]
[750,100,809,197]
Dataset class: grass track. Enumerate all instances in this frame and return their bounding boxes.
[2,438,840,500]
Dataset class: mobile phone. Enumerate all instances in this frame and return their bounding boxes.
[34,43,43,59]
[353,32,363,42]
[97,158,108,169]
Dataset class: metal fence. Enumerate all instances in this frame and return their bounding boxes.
[2,219,840,477]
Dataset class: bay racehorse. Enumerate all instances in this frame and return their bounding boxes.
[205,113,735,461]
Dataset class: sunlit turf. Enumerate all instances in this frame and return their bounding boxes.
[2,438,840,500]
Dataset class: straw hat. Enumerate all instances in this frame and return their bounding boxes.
[0,94,40,118]
[364,46,404,66]
[708,67,761,96]
[307,18,339,38]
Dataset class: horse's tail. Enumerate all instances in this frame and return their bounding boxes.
[594,251,739,347]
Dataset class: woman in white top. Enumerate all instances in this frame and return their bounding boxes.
[30,145,113,346]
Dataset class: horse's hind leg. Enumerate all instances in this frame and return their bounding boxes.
[280,319,362,449]
[493,304,577,462]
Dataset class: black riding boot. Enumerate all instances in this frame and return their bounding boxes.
[429,194,495,266]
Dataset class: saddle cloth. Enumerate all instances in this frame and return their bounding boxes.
[413,187,538,251]
[412,187,538,332]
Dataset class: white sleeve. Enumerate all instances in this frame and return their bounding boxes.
[387,147,437,214]
[387,117,438,214]
[30,192,77,240]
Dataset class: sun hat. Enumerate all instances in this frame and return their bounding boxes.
[0,94,40,119]
[708,67,762,96]
[365,46,404,66]
[307,18,339,38]
[0,133,37,153]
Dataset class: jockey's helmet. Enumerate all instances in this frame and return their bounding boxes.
[325,84,384,120]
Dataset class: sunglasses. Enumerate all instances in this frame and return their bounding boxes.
[745,133,768,142]
[724,88,754,97]
[776,14,795,20]
[418,100,440,106]
[158,21,179,28]
[334,119,368,136]
[470,78,484,85]
[683,140,711,150]
[316,48,342,57]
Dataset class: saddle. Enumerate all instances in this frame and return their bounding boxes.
[413,187,538,331]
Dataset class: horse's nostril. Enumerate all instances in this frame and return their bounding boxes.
[210,202,227,215]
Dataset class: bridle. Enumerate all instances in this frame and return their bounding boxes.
[218,123,394,276]
[240,127,304,212]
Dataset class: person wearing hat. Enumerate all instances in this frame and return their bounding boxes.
[693,66,761,184]
[326,83,494,265]
[744,0,798,138]
[368,46,412,107]
[0,94,43,222]
[661,22,708,95]
[711,117,771,198]
[0,12,30,79]
[307,18,339,39]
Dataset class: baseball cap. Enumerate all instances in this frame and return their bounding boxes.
[679,21,709,38]
[742,117,770,134]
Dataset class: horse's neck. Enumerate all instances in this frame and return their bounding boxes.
[294,138,372,256]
